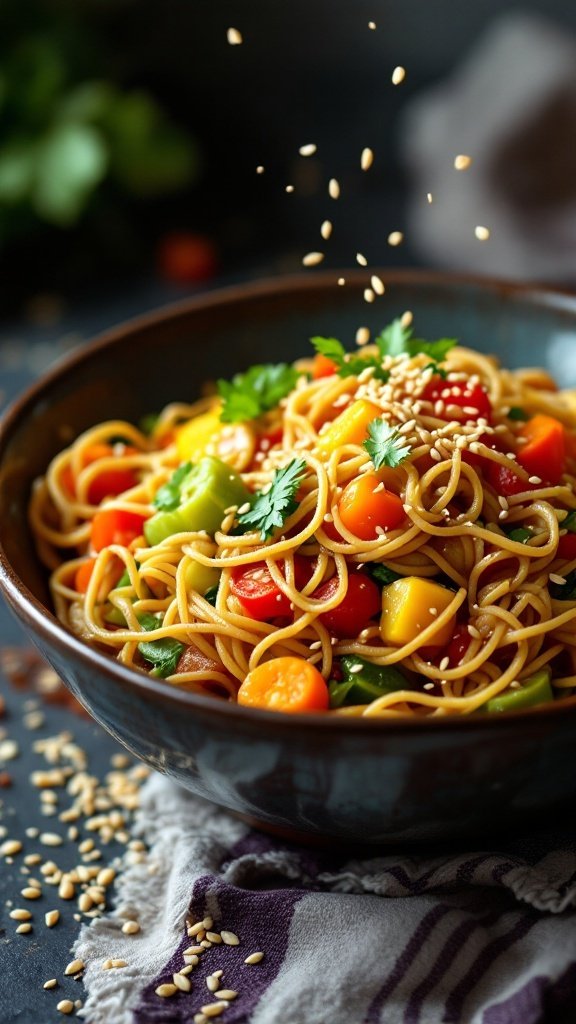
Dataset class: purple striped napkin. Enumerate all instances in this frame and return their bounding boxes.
[75,775,576,1024]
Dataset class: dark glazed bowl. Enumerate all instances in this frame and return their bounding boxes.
[2,271,576,845]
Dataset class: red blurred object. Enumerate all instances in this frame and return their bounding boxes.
[157,231,218,284]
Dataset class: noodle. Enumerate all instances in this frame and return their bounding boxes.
[29,336,576,716]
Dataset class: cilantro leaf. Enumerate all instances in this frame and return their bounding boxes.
[218,363,299,423]
[152,462,192,511]
[507,406,528,421]
[311,336,389,382]
[137,613,185,677]
[375,318,457,363]
[363,418,412,470]
[563,510,576,534]
[203,584,219,606]
[368,564,402,586]
[236,458,307,540]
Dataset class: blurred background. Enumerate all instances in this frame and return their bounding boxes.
[3,0,576,380]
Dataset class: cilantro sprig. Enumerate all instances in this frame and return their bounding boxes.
[364,418,412,470]
[236,458,307,540]
[152,462,192,511]
[218,363,299,423]
[375,318,457,363]
[311,336,389,382]
[137,613,185,678]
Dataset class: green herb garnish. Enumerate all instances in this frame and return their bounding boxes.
[562,510,576,533]
[203,584,219,606]
[311,336,389,382]
[375,319,457,363]
[507,407,529,421]
[507,527,532,544]
[137,613,185,677]
[218,363,299,423]
[368,564,402,586]
[550,569,576,601]
[236,458,307,540]
[152,462,192,511]
[364,418,412,470]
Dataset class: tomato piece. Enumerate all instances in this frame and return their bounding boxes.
[558,533,576,560]
[63,444,139,504]
[444,624,472,667]
[517,414,566,485]
[485,461,534,498]
[314,573,381,639]
[338,473,405,540]
[74,559,97,594]
[312,353,338,379]
[230,557,313,620]
[422,378,492,422]
[91,510,148,552]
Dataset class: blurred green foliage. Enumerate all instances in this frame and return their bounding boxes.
[0,28,197,244]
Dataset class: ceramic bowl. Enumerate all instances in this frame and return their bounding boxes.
[2,271,576,845]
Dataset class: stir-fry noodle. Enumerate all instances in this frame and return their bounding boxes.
[30,323,576,716]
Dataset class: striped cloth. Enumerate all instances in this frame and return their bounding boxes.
[75,774,576,1024]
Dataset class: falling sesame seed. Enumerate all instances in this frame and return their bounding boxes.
[45,910,60,927]
[244,951,265,964]
[302,251,324,267]
[388,231,404,247]
[371,274,385,295]
[122,920,140,935]
[337,276,346,286]
[391,66,406,85]
[401,310,413,328]
[364,288,375,304]
[65,958,84,976]
[285,184,295,193]
[44,979,57,990]
[256,165,264,174]
[356,252,368,267]
[220,930,240,945]
[226,27,243,45]
[57,1000,74,1015]
[328,178,340,199]
[156,984,177,998]
[475,225,490,241]
[368,21,376,30]
[320,220,333,240]
[356,326,370,346]
[454,154,472,171]
[1,839,22,856]
[550,574,567,586]
[361,147,374,171]
[299,143,317,157]
[426,192,433,203]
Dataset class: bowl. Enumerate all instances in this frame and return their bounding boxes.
[2,270,576,846]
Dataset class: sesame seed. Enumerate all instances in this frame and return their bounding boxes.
[256,165,264,174]
[78,893,92,912]
[207,976,220,992]
[299,143,317,157]
[528,475,542,485]
[302,251,324,267]
[428,607,437,615]
[206,931,222,943]
[10,908,32,920]
[44,979,57,989]
[356,252,368,266]
[111,960,127,968]
[16,923,32,934]
[220,930,240,945]
[57,1000,74,1015]
[185,945,205,955]
[368,20,376,29]
[400,310,413,328]
[1,839,22,856]
[498,510,509,520]
[96,867,115,886]
[510,681,522,690]
[245,952,265,964]
[423,683,435,690]
[226,27,243,45]
[387,231,404,246]
[45,910,60,927]
[454,154,472,171]
[39,832,63,847]
[371,274,385,295]
[21,887,41,899]
[0,739,19,760]
[285,184,294,193]
[439,656,450,672]
[498,496,509,510]
[122,920,140,934]
[392,66,406,85]
[426,192,433,203]
[155,984,177,998]
[173,973,192,992]
[201,1003,227,1018]
[215,990,238,1000]
[550,574,566,585]
[337,276,346,286]
[364,288,375,304]
[59,879,75,900]
[468,625,481,640]
[361,147,374,171]
[348,664,364,674]
[475,225,490,241]
[328,178,340,199]
[356,326,370,346]
[65,958,84,976]
[320,220,333,240]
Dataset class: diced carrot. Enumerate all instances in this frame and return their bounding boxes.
[63,444,139,504]
[517,414,566,484]
[318,399,382,456]
[74,559,97,593]
[91,509,148,552]
[312,353,338,379]
[338,472,405,540]
[237,656,329,713]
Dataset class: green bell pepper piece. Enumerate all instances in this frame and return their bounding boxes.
[144,456,252,545]
[329,655,408,708]
[482,668,553,713]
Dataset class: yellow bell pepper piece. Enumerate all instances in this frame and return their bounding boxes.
[185,561,220,596]
[176,405,222,462]
[317,399,382,456]
[380,577,456,647]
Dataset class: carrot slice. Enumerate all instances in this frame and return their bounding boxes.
[74,558,97,593]
[517,414,565,484]
[91,509,148,552]
[338,472,405,540]
[238,656,329,713]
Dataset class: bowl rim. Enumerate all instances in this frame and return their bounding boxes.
[2,267,576,734]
